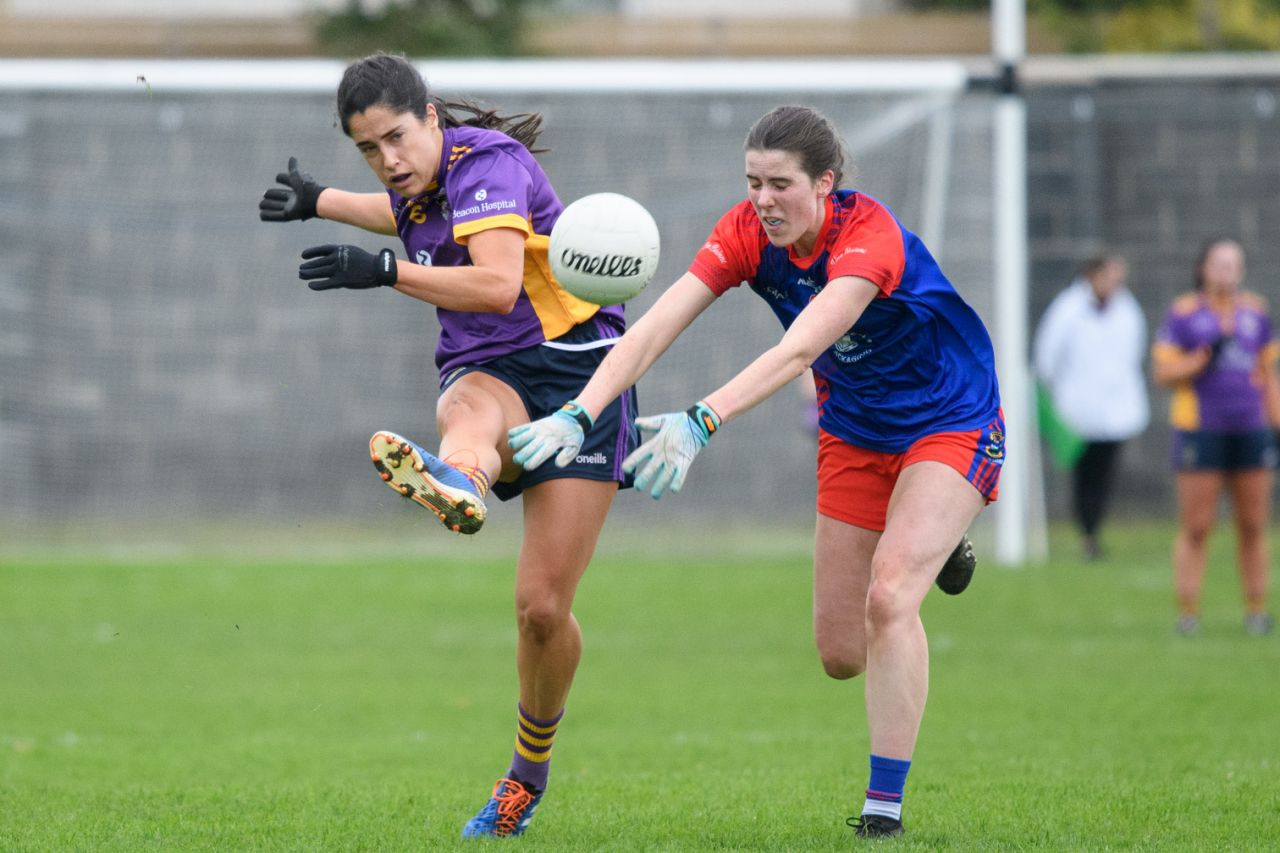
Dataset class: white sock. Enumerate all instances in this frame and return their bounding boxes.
[861,798,902,821]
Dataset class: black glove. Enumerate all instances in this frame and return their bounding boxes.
[298,245,398,291]
[259,156,325,222]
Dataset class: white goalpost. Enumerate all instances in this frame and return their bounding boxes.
[991,0,1040,565]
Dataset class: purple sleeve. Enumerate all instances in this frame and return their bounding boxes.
[445,149,533,241]
[1157,309,1193,349]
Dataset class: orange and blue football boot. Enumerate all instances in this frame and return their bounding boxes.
[461,777,543,839]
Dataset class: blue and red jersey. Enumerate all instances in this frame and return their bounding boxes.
[689,189,1000,453]
[388,124,624,376]
[1153,292,1279,432]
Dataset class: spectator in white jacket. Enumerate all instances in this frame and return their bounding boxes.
[1034,254,1150,559]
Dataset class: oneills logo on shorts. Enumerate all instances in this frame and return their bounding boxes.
[558,249,643,278]
[576,452,608,464]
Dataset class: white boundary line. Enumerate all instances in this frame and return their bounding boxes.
[0,58,969,94]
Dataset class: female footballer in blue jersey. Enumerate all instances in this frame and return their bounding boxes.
[510,105,1002,840]
[258,53,639,839]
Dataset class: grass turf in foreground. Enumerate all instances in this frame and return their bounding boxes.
[1,521,1278,850]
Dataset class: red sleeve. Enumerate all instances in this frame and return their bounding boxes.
[826,197,905,296]
[688,201,764,296]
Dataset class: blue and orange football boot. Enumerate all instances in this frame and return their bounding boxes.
[461,777,543,839]
[369,431,486,534]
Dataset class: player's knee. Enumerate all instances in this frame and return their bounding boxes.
[865,575,912,635]
[1236,516,1267,541]
[814,630,866,679]
[438,392,482,431]
[1183,524,1212,547]
[515,595,569,645]
[818,650,865,680]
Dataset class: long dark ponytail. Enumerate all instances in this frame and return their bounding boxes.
[336,53,546,152]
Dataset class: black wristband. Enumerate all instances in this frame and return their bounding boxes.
[686,401,721,442]
[561,400,594,434]
[375,249,398,286]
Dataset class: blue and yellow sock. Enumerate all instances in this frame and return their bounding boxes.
[861,753,911,821]
[508,704,562,793]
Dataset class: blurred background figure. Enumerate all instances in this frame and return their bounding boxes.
[1151,237,1279,637]
[1034,253,1149,561]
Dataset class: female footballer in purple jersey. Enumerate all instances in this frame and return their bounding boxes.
[258,53,640,839]
[510,105,1002,840]
[1152,237,1279,637]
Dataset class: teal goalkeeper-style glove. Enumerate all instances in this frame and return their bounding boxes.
[622,401,721,499]
[508,401,594,470]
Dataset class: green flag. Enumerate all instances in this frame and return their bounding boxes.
[1036,381,1085,470]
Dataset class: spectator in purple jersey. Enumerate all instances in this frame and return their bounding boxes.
[259,53,641,838]
[1152,237,1280,637]
[509,105,1001,840]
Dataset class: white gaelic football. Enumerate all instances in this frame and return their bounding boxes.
[549,192,660,306]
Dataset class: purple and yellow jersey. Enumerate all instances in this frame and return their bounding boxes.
[689,190,1000,453]
[388,124,624,375]
[1153,292,1279,431]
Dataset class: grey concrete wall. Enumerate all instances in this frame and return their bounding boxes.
[0,87,971,528]
[4,69,1276,532]
[1027,77,1280,519]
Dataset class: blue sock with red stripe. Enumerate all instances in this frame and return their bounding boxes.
[862,753,911,821]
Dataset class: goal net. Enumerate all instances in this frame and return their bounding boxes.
[0,58,1034,556]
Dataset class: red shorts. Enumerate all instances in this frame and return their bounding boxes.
[816,413,1004,532]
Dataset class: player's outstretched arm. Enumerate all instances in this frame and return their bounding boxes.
[622,275,877,499]
[700,275,878,425]
[507,273,718,471]
[578,273,720,418]
[259,156,397,236]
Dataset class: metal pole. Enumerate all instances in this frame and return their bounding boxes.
[992,0,1031,566]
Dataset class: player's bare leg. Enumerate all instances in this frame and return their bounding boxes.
[868,461,982,756]
[1227,468,1274,634]
[462,476,616,839]
[847,461,983,837]
[813,516,879,680]
[1173,470,1223,634]
[515,477,617,715]
[435,372,524,482]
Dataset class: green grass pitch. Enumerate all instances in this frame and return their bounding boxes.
[2,521,1278,850]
